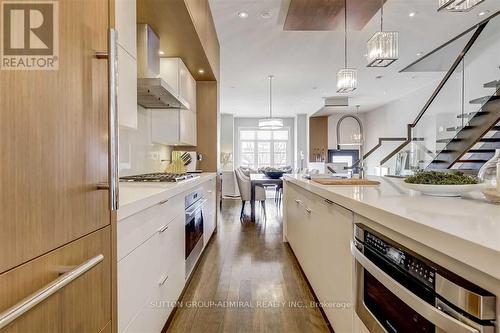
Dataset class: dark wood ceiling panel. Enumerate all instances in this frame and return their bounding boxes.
[284,0,344,31]
[347,0,386,31]
[283,0,386,31]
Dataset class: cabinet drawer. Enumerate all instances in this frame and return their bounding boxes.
[118,194,183,261]
[124,254,184,333]
[0,227,111,333]
[118,213,185,332]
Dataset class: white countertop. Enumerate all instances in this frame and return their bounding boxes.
[284,174,500,280]
[118,173,217,220]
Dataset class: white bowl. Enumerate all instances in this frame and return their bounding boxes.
[402,182,486,197]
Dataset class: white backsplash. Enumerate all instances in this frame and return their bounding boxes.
[119,106,171,176]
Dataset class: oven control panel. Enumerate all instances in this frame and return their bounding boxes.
[365,232,435,288]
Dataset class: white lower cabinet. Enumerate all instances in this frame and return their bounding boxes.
[122,214,185,333]
[118,178,217,332]
[203,178,217,247]
[284,182,354,333]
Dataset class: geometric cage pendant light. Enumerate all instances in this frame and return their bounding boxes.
[336,0,358,93]
[259,75,284,130]
[366,0,399,67]
[438,0,486,12]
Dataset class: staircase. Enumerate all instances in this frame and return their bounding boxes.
[427,81,500,173]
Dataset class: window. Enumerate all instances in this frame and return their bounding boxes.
[238,128,290,168]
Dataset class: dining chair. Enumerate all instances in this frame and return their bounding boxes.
[235,168,267,219]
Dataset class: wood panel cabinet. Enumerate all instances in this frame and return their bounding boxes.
[0,227,111,333]
[0,0,110,274]
[284,181,354,333]
[0,0,114,330]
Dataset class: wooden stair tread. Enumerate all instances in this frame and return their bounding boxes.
[483,80,500,88]
[469,95,500,105]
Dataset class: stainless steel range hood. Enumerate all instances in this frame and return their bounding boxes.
[136,24,189,110]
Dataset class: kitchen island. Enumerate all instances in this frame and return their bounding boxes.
[282,174,500,333]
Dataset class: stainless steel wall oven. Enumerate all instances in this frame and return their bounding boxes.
[185,189,206,278]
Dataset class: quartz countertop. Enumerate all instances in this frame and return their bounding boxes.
[283,174,500,280]
[118,173,216,220]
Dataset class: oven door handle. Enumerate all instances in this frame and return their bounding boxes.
[350,242,479,333]
[185,199,208,218]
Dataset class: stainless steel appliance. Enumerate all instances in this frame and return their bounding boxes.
[119,173,198,183]
[185,189,206,278]
[352,224,496,333]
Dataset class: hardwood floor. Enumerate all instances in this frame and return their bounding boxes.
[166,199,331,333]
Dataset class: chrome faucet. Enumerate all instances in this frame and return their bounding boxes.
[336,114,365,179]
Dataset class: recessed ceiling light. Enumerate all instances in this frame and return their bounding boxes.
[416,52,423,57]
[478,10,490,17]
[409,12,417,17]
[158,50,165,55]
[238,11,248,18]
[261,11,272,19]
[198,69,205,74]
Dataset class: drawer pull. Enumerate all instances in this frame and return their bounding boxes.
[158,199,169,205]
[0,254,104,329]
[294,199,303,205]
[304,208,312,214]
[324,199,333,205]
[158,274,169,286]
[158,224,169,233]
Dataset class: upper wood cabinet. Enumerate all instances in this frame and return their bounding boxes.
[115,0,137,58]
[160,57,196,112]
[0,0,110,274]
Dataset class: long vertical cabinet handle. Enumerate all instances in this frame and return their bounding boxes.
[108,29,119,211]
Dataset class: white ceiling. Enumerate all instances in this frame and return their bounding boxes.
[209,0,500,117]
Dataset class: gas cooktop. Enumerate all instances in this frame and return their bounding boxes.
[119,173,198,183]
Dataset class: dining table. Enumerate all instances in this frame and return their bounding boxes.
[249,173,283,221]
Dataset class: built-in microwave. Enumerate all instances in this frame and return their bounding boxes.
[352,224,496,333]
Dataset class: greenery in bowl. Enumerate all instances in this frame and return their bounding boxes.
[404,171,478,185]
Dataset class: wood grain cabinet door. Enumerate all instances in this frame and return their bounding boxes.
[0,0,110,273]
[0,227,111,333]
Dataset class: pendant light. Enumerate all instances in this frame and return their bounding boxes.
[259,75,284,130]
[366,0,399,67]
[438,0,485,12]
[337,0,357,93]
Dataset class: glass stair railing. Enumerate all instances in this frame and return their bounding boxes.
[379,12,500,177]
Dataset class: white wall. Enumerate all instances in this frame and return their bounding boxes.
[295,113,308,170]
[119,106,172,176]
[220,113,234,170]
[327,113,366,150]
[362,84,435,175]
